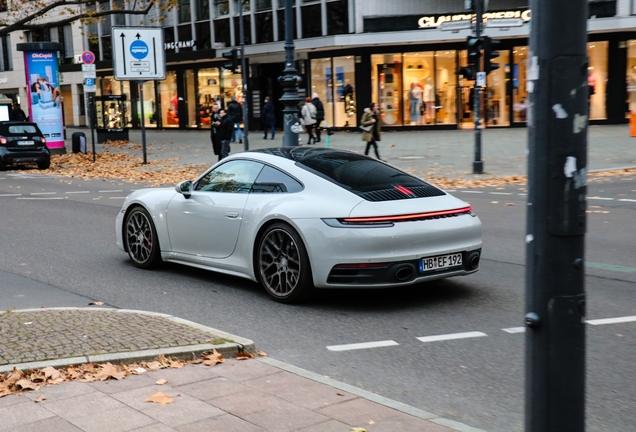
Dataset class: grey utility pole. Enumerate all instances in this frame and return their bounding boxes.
[472,0,483,174]
[525,0,588,431]
[278,0,302,147]
[239,0,249,150]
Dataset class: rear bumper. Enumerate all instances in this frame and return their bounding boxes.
[0,147,50,166]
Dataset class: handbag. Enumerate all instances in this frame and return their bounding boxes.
[360,124,372,132]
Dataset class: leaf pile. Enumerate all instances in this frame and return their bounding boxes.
[104,139,143,149]
[0,349,264,399]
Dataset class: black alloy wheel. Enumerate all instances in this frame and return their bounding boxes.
[257,222,313,303]
[124,206,162,269]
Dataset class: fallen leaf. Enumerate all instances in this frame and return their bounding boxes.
[236,352,255,360]
[41,366,62,381]
[169,360,185,369]
[202,349,225,366]
[257,351,267,357]
[506,203,514,206]
[15,379,39,391]
[350,428,367,432]
[155,379,167,385]
[95,363,126,381]
[35,396,46,402]
[144,361,162,371]
[88,301,104,306]
[145,392,174,405]
[368,420,376,425]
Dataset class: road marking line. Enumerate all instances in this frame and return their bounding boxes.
[0,193,22,196]
[587,316,636,326]
[99,190,123,193]
[65,191,90,194]
[588,197,614,200]
[327,340,399,352]
[518,193,527,196]
[0,177,5,180]
[460,191,484,194]
[503,327,526,334]
[31,192,57,195]
[618,198,636,202]
[416,331,487,343]
[587,262,636,273]
[490,192,512,195]
[17,197,64,200]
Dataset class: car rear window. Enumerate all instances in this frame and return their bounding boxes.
[7,125,38,134]
[297,150,445,201]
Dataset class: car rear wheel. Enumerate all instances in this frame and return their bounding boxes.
[257,223,313,303]
[37,160,50,170]
[124,206,162,269]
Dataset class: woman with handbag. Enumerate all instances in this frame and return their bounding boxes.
[361,102,382,160]
[301,97,317,145]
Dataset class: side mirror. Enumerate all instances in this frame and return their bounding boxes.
[175,180,193,199]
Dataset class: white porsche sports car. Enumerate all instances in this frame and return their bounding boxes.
[116,148,482,303]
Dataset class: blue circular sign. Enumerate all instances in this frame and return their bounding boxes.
[130,40,149,60]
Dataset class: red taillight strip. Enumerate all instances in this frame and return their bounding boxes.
[343,206,472,223]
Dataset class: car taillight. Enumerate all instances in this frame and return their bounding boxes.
[0,137,7,145]
[340,206,473,225]
[40,137,46,144]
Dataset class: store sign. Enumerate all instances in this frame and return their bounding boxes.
[418,9,531,29]
[164,40,196,50]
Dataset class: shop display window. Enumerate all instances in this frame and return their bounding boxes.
[513,46,528,123]
[588,41,607,120]
[160,71,179,127]
[310,57,356,127]
[185,70,197,127]
[311,58,333,127]
[198,68,221,128]
[139,81,157,128]
[222,69,243,108]
[435,50,457,125]
[458,50,476,128]
[627,40,636,117]
[485,50,510,127]
[371,54,402,126]
[402,52,434,125]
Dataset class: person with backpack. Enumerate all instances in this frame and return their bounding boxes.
[300,97,317,145]
[218,109,234,160]
[227,96,243,144]
[311,93,325,142]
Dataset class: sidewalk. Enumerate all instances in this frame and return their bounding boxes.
[0,308,473,432]
[67,124,636,180]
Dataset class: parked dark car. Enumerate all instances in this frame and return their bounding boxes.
[0,122,50,170]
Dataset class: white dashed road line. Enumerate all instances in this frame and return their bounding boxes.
[502,327,526,334]
[417,331,487,343]
[490,192,513,195]
[619,198,636,202]
[327,340,399,352]
[588,196,614,201]
[65,191,90,194]
[99,190,124,193]
[31,192,57,195]
[0,193,22,197]
[17,197,64,200]
[460,191,484,194]
[109,197,127,199]
[586,315,636,326]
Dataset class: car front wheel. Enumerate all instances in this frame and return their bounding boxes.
[124,206,162,269]
[257,223,313,303]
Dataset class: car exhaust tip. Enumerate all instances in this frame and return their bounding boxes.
[467,252,480,270]
[395,265,415,282]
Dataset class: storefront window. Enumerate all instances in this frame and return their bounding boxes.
[160,71,179,127]
[198,68,221,128]
[333,56,356,127]
[458,50,475,128]
[436,50,456,125]
[222,69,243,108]
[102,76,122,96]
[185,69,197,127]
[513,46,528,123]
[371,54,402,126]
[627,40,636,117]
[139,81,157,128]
[311,58,333,126]
[485,50,510,127]
[588,41,607,120]
[402,52,434,125]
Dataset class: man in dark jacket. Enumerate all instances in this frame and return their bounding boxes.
[218,109,234,160]
[261,97,275,139]
[10,104,28,122]
[209,104,223,161]
[311,93,324,142]
[227,96,243,144]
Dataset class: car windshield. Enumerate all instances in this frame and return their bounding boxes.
[7,125,37,134]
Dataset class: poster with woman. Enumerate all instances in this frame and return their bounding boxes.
[24,51,64,152]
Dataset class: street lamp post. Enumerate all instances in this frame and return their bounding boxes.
[278,0,302,147]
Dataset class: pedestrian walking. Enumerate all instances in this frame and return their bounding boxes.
[10,103,28,121]
[311,93,325,142]
[218,109,234,160]
[227,96,243,144]
[209,104,223,161]
[261,97,276,139]
[361,102,382,160]
[300,97,317,145]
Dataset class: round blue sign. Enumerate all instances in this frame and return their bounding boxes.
[130,40,149,60]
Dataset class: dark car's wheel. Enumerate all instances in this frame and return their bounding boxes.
[257,222,313,303]
[37,160,50,170]
[124,206,162,269]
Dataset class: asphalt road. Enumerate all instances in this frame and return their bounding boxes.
[0,170,634,432]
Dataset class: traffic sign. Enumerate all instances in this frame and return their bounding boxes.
[111,26,166,81]
[85,78,95,86]
[485,18,524,28]
[84,85,97,93]
[82,64,96,71]
[476,72,486,87]
[81,51,95,65]
[83,71,96,79]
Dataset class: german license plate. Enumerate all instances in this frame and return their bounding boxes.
[17,140,34,145]
[419,253,463,272]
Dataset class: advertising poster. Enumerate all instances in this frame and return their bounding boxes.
[24,51,64,150]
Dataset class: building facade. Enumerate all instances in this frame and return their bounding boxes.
[1,0,635,132]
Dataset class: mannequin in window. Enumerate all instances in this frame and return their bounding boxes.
[423,78,435,124]
[408,82,423,124]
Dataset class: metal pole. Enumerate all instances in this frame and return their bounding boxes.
[239,0,249,150]
[278,0,301,147]
[89,93,96,163]
[525,0,588,431]
[139,81,147,164]
[472,0,483,174]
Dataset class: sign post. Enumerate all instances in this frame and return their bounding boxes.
[111,27,166,164]
[81,52,97,162]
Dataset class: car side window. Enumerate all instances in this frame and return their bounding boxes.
[196,160,264,193]
[251,165,304,193]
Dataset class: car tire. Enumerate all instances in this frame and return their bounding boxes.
[37,160,50,170]
[124,206,162,269]
[256,222,314,304]
[0,161,6,172]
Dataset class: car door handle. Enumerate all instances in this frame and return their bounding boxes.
[225,212,239,219]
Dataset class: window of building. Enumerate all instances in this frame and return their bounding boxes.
[160,71,180,127]
[102,76,122,95]
[164,27,175,53]
[234,15,252,44]
[327,0,348,35]
[198,68,221,128]
[485,50,509,127]
[588,41,607,120]
[254,12,273,43]
[214,0,229,16]
[626,40,636,117]
[184,69,197,127]
[113,0,126,25]
[301,5,321,38]
[402,52,434,125]
[179,0,191,23]
[277,7,297,39]
[435,50,457,125]
[196,22,212,50]
[214,18,231,47]
[513,46,528,122]
[100,1,112,35]
[0,35,12,71]
[178,24,194,51]
[102,36,113,60]
[62,25,74,62]
[311,57,357,127]
[196,0,210,21]
[371,54,403,126]
[234,0,250,12]
[139,81,158,128]
[255,0,271,12]
[222,68,243,107]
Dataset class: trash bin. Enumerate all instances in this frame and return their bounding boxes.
[72,132,87,154]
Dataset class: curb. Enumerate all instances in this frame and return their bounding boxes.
[259,357,488,432]
[0,308,255,374]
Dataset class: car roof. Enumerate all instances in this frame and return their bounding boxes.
[250,147,366,163]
